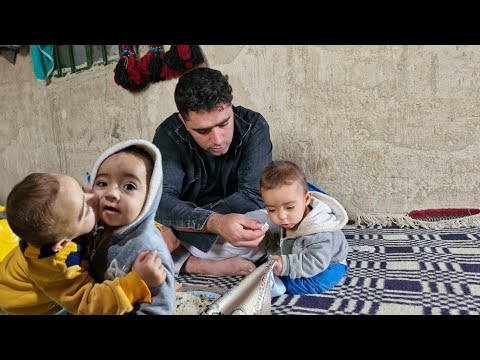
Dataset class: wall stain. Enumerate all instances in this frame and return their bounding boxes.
[111,120,120,139]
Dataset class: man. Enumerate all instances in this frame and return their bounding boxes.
[153,67,273,276]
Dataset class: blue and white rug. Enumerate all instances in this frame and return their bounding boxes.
[176,225,480,315]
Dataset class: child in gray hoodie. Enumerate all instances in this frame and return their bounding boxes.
[247,160,349,296]
[88,139,175,315]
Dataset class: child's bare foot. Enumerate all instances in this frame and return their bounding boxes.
[182,256,256,276]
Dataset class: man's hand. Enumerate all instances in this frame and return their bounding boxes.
[133,250,166,288]
[270,255,283,276]
[207,213,268,248]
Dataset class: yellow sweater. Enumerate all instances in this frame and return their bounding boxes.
[0,240,151,315]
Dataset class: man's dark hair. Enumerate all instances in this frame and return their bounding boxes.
[174,67,233,119]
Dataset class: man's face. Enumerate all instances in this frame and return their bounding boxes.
[92,152,149,228]
[181,103,234,156]
[54,175,98,240]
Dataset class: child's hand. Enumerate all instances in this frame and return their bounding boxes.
[133,250,166,288]
[270,255,283,276]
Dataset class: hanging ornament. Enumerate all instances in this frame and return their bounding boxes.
[177,45,204,70]
[163,45,205,77]
[139,45,167,82]
[114,45,147,91]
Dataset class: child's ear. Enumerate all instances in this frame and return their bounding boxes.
[51,239,71,252]
[305,191,312,205]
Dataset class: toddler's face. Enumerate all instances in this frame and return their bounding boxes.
[92,152,149,228]
[262,181,311,232]
[54,175,98,239]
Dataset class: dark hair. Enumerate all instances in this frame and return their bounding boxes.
[120,146,154,182]
[6,173,61,246]
[260,161,307,193]
[174,67,233,119]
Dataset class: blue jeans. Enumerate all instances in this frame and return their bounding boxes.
[282,263,348,295]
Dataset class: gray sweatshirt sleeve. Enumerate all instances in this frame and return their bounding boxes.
[281,232,337,279]
[135,242,175,315]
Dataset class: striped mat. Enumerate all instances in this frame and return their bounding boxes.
[175,225,480,315]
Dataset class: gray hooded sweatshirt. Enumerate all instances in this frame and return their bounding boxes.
[88,139,175,315]
[247,191,348,279]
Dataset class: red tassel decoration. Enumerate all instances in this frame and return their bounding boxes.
[163,45,205,76]
[177,45,193,69]
[163,45,185,73]
[177,45,204,70]
[188,45,205,67]
[139,45,166,82]
[114,45,132,90]
[161,45,184,79]
[114,45,147,92]
[160,63,184,79]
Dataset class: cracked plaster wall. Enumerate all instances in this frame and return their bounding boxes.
[1,45,479,219]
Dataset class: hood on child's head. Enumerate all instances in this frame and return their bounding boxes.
[88,139,163,236]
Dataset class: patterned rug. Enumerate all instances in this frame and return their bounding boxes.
[175,225,480,315]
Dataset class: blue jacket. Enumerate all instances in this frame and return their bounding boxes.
[88,139,175,315]
[153,106,273,253]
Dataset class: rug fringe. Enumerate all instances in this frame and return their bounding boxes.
[356,212,480,229]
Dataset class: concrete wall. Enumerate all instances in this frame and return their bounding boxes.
[1,45,479,220]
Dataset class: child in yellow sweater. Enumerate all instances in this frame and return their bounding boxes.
[0,172,165,315]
